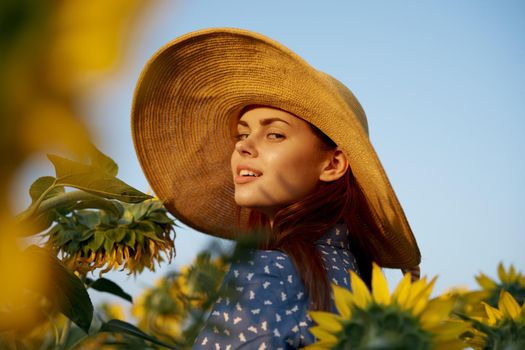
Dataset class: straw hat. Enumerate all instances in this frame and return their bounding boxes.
[131,27,421,270]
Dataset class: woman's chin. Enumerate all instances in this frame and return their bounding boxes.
[234,199,281,218]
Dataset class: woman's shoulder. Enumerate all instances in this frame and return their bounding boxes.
[226,249,297,283]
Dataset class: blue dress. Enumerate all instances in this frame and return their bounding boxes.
[193,222,360,349]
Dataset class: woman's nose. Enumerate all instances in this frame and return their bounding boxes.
[235,136,258,157]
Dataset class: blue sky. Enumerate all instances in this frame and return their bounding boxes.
[14,1,525,306]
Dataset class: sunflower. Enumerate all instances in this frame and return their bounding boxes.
[305,263,468,350]
[450,263,525,320]
[461,289,525,350]
[44,198,175,275]
[132,276,185,339]
[476,263,525,308]
[132,252,228,344]
[442,287,490,319]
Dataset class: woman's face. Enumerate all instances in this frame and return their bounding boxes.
[230,106,333,218]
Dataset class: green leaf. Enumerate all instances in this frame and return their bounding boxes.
[99,319,177,349]
[139,228,164,243]
[20,209,58,236]
[103,234,115,253]
[24,246,93,333]
[114,227,127,243]
[86,230,105,251]
[88,145,118,176]
[148,211,174,224]
[47,154,151,203]
[80,228,95,242]
[55,229,75,246]
[88,277,132,302]
[123,230,136,248]
[29,176,64,203]
[75,210,100,228]
[63,325,89,350]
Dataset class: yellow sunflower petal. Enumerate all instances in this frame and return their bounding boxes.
[498,290,521,320]
[410,277,437,315]
[332,284,354,318]
[309,326,338,342]
[520,275,525,288]
[462,327,487,350]
[483,302,503,325]
[427,319,470,342]
[309,311,344,333]
[402,276,435,311]
[371,262,390,305]
[497,262,507,283]
[475,272,497,290]
[508,265,517,282]
[303,339,336,350]
[412,294,432,317]
[419,297,454,328]
[392,272,412,306]
[349,270,371,309]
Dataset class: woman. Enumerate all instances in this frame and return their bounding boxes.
[131,28,421,349]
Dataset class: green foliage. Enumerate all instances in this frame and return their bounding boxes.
[100,319,178,349]
[2,145,176,349]
[0,246,93,334]
[47,154,148,203]
[87,277,133,303]
[25,246,94,333]
[476,318,525,350]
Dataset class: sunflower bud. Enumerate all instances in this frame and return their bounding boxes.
[44,198,175,275]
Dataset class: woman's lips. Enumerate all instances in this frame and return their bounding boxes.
[235,165,263,184]
[234,174,261,184]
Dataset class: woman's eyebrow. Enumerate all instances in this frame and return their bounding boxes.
[237,118,291,127]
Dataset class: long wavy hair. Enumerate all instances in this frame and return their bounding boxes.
[234,108,381,312]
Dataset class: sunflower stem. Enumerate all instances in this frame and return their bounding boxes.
[57,317,71,350]
[16,190,100,225]
[56,273,87,350]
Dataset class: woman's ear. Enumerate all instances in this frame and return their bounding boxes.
[319,148,349,182]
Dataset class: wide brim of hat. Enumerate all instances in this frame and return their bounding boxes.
[131,27,420,269]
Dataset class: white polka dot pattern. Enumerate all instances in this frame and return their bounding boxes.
[193,222,359,349]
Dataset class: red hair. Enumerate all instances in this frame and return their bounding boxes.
[234,109,380,312]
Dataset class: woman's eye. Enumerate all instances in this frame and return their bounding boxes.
[235,133,248,141]
[268,133,284,139]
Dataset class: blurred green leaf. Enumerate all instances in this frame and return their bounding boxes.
[87,277,133,303]
[100,319,178,349]
[21,209,58,236]
[24,245,93,333]
[63,325,89,350]
[47,154,150,203]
